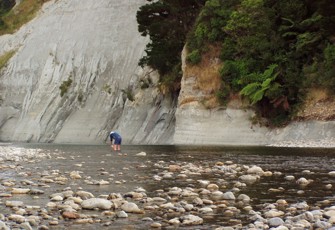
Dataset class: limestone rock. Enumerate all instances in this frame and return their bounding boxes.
[81,198,112,210]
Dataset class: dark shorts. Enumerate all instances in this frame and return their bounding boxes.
[114,137,122,145]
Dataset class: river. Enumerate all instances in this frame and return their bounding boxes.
[0,144,335,229]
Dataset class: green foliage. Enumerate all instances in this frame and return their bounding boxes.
[240,64,281,104]
[220,59,255,90]
[137,0,205,80]
[215,84,230,105]
[0,0,47,35]
[136,0,335,124]
[187,0,335,123]
[324,44,335,68]
[186,49,201,65]
[0,0,15,15]
[121,87,134,102]
[187,0,238,52]
[320,44,335,92]
[77,91,84,103]
[59,77,72,97]
[102,84,112,94]
[0,0,15,31]
[140,77,152,89]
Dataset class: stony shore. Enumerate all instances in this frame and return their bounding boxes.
[0,145,335,229]
[267,137,335,148]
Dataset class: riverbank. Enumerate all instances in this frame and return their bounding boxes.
[267,137,335,148]
[0,145,335,229]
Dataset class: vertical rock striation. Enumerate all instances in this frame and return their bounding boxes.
[0,1,333,146]
[0,0,174,144]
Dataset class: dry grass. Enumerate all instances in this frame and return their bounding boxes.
[297,88,335,120]
[305,88,330,103]
[1,0,49,35]
[183,44,222,108]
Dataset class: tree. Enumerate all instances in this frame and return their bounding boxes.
[137,0,205,78]
[0,0,15,15]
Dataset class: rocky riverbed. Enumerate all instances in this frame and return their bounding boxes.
[267,137,335,148]
[0,144,335,229]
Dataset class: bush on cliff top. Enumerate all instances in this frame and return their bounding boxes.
[138,0,335,126]
[136,0,206,94]
[0,0,48,35]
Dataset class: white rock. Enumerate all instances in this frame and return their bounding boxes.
[150,222,162,228]
[181,214,203,225]
[116,211,128,218]
[168,218,181,225]
[8,214,26,223]
[268,217,284,227]
[11,188,30,194]
[264,210,284,218]
[247,166,264,175]
[121,202,142,213]
[5,200,24,207]
[199,207,213,214]
[76,191,94,199]
[222,191,235,200]
[81,198,112,210]
[237,194,250,202]
[51,195,63,201]
[239,175,259,183]
[70,171,82,179]
[0,221,10,230]
[284,175,295,181]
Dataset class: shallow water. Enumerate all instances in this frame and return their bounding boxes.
[1,144,335,229]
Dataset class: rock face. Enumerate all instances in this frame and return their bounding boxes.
[0,0,174,144]
[0,1,334,145]
[174,47,335,146]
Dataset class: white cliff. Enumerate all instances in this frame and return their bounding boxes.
[0,1,334,146]
[174,47,335,146]
[0,0,175,144]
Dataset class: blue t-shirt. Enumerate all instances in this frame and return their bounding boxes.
[110,132,122,144]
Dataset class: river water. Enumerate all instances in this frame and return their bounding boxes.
[1,144,335,229]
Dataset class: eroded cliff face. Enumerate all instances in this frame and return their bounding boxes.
[0,0,334,146]
[174,46,335,146]
[0,0,175,144]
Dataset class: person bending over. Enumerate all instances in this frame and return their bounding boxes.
[110,131,122,151]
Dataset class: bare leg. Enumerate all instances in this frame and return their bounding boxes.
[117,145,121,151]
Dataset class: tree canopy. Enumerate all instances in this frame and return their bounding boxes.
[136,0,205,86]
[138,0,335,125]
[0,0,15,29]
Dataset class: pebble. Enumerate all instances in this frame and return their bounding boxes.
[1,145,335,229]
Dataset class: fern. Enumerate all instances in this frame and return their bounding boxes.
[251,89,265,104]
[240,64,281,104]
[240,82,260,96]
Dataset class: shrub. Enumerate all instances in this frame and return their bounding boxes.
[102,84,112,94]
[121,87,134,102]
[0,49,16,71]
[186,49,201,65]
[59,77,72,97]
[77,91,83,103]
[1,0,49,35]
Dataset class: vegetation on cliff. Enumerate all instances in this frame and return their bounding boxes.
[0,0,48,35]
[137,0,335,126]
[136,0,206,93]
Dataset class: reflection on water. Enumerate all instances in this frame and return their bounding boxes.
[2,144,335,229]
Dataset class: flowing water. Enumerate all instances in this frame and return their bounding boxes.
[1,144,335,229]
